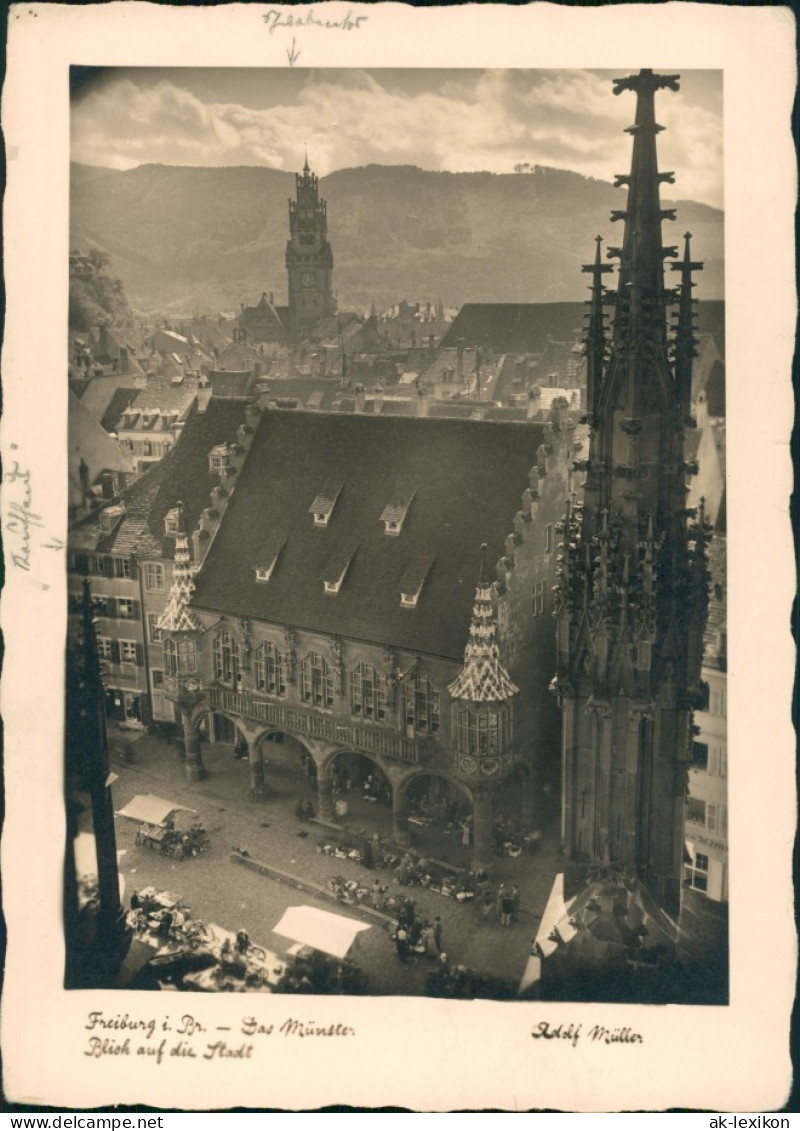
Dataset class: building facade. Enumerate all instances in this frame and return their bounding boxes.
[68,397,257,726]
[159,407,578,868]
[551,70,710,918]
[686,511,727,901]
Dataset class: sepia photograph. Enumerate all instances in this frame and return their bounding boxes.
[2,2,795,1114]
[65,64,728,1005]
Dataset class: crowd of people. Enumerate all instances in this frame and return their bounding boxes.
[391,896,444,962]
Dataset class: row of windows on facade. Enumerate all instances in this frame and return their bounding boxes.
[97,636,145,665]
[686,798,728,836]
[161,633,511,749]
[120,438,172,459]
[68,555,167,592]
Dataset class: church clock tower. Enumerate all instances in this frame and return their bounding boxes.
[286,154,336,339]
[552,70,710,918]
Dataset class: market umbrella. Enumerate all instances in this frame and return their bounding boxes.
[116,794,197,826]
[272,905,371,959]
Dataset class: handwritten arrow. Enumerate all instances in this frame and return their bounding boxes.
[287,37,301,66]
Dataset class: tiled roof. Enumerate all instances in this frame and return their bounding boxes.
[143,400,251,558]
[192,411,545,661]
[100,387,138,433]
[69,400,248,561]
[208,370,257,400]
[448,566,519,703]
[442,300,725,358]
[216,340,262,371]
[131,375,198,416]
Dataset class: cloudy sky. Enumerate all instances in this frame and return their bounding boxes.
[71,68,723,207]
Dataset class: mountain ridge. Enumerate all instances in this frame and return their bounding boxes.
[70,161,724,315]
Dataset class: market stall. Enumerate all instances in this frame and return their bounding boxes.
[117,794,209,860]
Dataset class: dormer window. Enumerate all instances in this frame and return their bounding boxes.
[164,507,180,535]
[253,533,286,585]
[100,504,126,533]
[208,443,231,473]
[380,490,415,536]
[322,543,358,595]
[309,479,343,527]
[398,555,434,609]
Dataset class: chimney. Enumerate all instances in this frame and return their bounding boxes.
[245,403,261,429]
[428,333,435,358]
[374,383,384,414]
[119,346,129,373]
[527,386,541,421]
[457,341,465,381]
[269,292,274,304]
[197,374,212,413]
[416,384,430,418]
[354,384,366,414]
[254,361,261,380]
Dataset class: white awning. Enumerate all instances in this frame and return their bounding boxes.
[272,905,371,959]
[116,794,196,827]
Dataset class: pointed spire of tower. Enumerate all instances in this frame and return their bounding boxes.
[556,70,710,920]
[303,148,310,174]
[670,230,704,420]
[582,235,614,417]
[157,502,202,633]
[448,544,519,702]
[612,69,680,311]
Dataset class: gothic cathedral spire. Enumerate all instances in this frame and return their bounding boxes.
[553,70,709,918]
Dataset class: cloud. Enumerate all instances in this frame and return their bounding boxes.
[71,70,723,206]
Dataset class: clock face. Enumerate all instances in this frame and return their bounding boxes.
[302,272,314,288]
